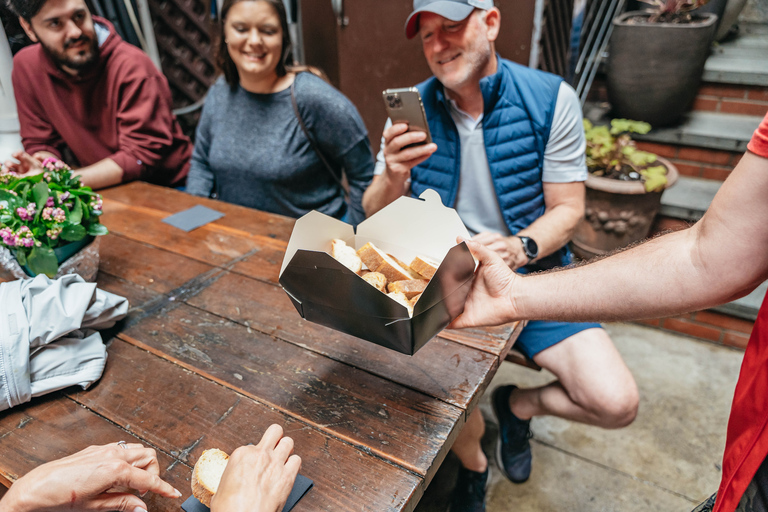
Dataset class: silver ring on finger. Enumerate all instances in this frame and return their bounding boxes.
[117,440,128,449]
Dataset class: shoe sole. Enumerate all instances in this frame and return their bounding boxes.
[492,386,530,484]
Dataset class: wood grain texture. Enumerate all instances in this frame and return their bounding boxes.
[186,271,498,410]
[69,339,422,511]
[99,234,215,294]
[0,396,189,510]
[119,303,463,477]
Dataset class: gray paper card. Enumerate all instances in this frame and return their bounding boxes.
[163,205,225,232]
[181,474,313,512]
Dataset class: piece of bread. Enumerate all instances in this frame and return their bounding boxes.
[357,242,413,282]
[387,291,414,317]
[410,255,440,280]
[331,239,362,274]
[191,448,229,507]
[387,254,425,280]
[387,279,428,299]
[362,271,387,292]
[409,293,422,307]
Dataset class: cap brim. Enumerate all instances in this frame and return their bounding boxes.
[404,2,475,39]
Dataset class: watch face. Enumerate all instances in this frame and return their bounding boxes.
[521,237,538,258]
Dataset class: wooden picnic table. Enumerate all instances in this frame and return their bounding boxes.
[0,182,523,511]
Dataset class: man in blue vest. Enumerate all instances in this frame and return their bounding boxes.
[362,1,639,510]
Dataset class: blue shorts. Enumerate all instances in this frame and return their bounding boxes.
[515,320,603,358]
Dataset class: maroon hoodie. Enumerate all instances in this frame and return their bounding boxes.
[11,17,190,187]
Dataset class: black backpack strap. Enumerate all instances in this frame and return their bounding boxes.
[290,79,349,198]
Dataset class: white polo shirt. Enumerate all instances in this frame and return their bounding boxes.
[374,82,587,236]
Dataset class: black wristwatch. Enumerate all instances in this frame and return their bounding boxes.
[517,236,538,263]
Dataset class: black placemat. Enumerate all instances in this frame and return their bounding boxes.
[181,474,313,512]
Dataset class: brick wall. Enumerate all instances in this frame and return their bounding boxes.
[634,310,753,350]
[693,82,768,116]
[635,141,741,182]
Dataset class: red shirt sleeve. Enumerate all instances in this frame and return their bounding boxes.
[747,111,768,158]
[109,75,179,183]
[11,54,64,159]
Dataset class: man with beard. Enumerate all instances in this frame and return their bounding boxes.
[362,1,639,511]
[3,0,190,189]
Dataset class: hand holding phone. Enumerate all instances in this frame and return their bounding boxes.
[382,88,432,146]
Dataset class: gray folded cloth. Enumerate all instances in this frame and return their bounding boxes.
[0,274,129,411]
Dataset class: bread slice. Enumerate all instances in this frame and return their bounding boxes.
[331,239,362,274]
[387,254,424,280]
[409,293,422,307]
[410,255,440,280]
[191,448,229,507]
[387,291,413,317]
[362,271,387,292]
[357,242,413,282]
[387,279,428,299]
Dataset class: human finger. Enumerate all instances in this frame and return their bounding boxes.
[88,492,149,512]
[402,150,437,170]
[113,463,182,499]
[388,142,436,165]
[383,122,410,142]
[273,436,295,463]
[471,232,502,246]
[285,454,302,477]
[461,238,505,266]
[389,131,430,153]
[257,424,285,450]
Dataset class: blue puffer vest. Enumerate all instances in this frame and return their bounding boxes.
[411,57,571,271]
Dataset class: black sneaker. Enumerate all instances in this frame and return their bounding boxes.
[491,385,533,483]
[446,465,488,512]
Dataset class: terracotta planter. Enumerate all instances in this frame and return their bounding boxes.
[607,11,718,126]
[571,157,679,260]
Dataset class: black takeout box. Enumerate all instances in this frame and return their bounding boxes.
[279,190,476,355]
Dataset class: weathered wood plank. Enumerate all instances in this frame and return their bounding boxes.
[439,321,523,357]
[95,271,161,309]
[229,244,288,285]
[100,182,295,243]
[0,396,189,511]
[69,339,423,511]
[100,200,258,267]
[118,304,463,478]
[186,271,499,411]
[99,234,215,295]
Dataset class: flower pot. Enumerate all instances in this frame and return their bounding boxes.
[607,11,718,127]
[571,157,679,260]
[21,236,94,277]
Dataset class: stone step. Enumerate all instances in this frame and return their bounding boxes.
[703,22,768,86]
[634,110,763,152]
[660,175,720,221]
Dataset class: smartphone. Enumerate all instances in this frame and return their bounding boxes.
[382,88,432,146]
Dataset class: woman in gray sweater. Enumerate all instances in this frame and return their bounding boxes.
[186,0,373,224]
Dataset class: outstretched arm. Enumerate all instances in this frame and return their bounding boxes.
[453,149,768,328]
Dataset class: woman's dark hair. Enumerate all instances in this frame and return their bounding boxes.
[216,0,294,87]
[5,0,48,21]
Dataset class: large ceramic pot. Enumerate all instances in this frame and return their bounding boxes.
[607,11,718,127]
[571,158,679,260]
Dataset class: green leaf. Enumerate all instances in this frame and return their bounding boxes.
[27,246,58,278]
[641,166,669,192]
[69,198,83,224]
[60,223,86,241]
[86,223,108,236]
[32,181,49,215]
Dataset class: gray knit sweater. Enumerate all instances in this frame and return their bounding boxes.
[186,72,373,224]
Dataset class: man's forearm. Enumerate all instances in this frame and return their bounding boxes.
[517,202,582,261]
[73,158,124,190]
[362,172,409,217]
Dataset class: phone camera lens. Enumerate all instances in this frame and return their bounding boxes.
[387,95,402,109]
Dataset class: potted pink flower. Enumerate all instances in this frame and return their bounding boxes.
[0,158,108,278]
